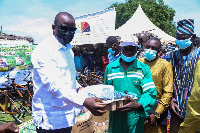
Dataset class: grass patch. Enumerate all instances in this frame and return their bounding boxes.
[0,96,32,125]
[0,112,32,125]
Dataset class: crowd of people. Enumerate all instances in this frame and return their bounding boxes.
[1,11,198,133]
[72,35,122,74]
[30,11,200,133]
[72,33,200,133]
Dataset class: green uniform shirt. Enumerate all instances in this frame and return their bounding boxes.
[104,58,157,133]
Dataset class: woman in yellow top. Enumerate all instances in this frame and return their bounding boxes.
[139,37,173,133]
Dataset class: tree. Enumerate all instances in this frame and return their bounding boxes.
[108,0,176,37]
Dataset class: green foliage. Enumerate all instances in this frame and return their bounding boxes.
[0,97,32,124]
[108,0,176,37]
[24,55,32,66]
[15,51,25,57]
[6,57,16,66]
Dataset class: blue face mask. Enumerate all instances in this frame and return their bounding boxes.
[138,45,141,49]
[121,53,136,62]
[108,48,115,54]
[108,48,115,62]
[144,49,157,61]
[175,38,192,49]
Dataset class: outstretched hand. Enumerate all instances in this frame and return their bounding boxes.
[117,96,142,112]
[83,97,107,116]
[0,122,19,133]
[170,100,181,117]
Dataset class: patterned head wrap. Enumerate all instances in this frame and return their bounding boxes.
[176,19,194,35]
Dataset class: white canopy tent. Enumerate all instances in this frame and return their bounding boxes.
[113,5,175,44]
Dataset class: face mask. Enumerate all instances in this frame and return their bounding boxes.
[108,48,115,54]
[90,52,94,54]
[175,38,192,49]
[121,53,136,62]
[144,49,157,61]
[57,29,74,45]
[108,53,114,62]
[138,45,141,49]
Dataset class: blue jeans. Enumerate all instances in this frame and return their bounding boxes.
[36,127,72,133]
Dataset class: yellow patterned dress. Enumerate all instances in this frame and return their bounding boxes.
[139,57,173,133]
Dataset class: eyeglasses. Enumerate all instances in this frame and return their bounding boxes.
[55,24,77,34]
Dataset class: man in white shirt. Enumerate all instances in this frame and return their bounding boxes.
[31,12,106,133]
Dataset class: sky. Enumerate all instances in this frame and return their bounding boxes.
[0,0,200,44]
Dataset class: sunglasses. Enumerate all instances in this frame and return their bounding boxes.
[55,24,77,34]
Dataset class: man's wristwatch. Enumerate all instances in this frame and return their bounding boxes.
[155,112,160,118]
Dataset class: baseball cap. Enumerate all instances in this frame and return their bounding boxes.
[120,42,139,47]
[120,35,138,47]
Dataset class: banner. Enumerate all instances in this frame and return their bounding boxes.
[19,119,36,133]
[71,8,116,45]
[0,40,36,88]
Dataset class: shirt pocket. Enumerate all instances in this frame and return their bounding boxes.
[132,78,142,96]
[132,77,141,86]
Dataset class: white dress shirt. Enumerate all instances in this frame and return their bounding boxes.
[31,35,87,130]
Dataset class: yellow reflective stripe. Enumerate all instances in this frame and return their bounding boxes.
[127,75,143,79]
[107,72,125,77]
[127,71,144,78]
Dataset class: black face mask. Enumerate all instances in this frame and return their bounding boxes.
[57,29,74,45]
